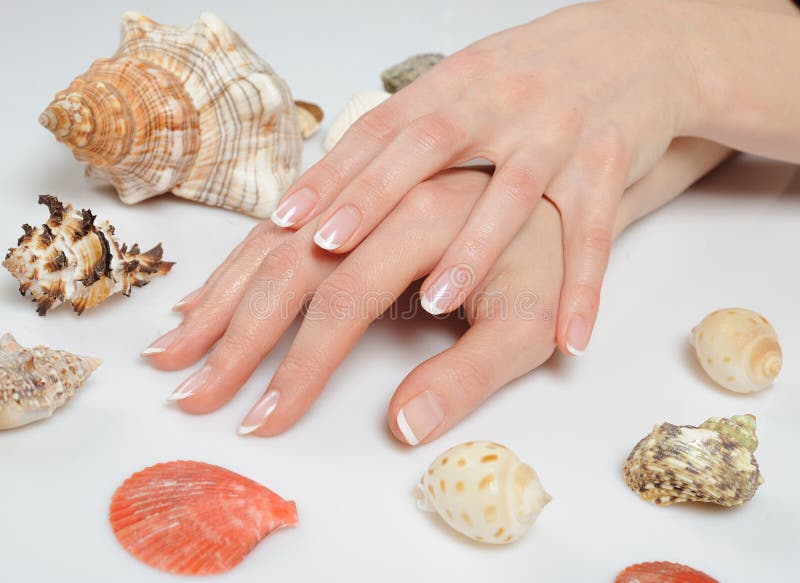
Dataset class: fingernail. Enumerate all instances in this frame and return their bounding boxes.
[313,205,361,250]
[396,391,445,446]
[239,390,280,435]
[172,287,203,312]
[168,365,212,401]
[141,326,183,356]
[566,315,589,356]
[420,267,468,316]
[271,187,319,227]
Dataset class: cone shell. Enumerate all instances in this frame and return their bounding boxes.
[418,441,551,544]
[692,308,782,393]
[3,195,173,315]
[40,12,302,218]
[109,461,298,575]
[323,90,390,152]
[0,333,101,429]
[615,561,718,583]
[623,415,763,507]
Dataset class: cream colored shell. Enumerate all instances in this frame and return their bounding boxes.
[40,12,302,218]
[418,441,551,544]
[323,91,391,152]
[692,308,782,393]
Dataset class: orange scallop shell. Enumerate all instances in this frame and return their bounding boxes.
[615,562,718,583]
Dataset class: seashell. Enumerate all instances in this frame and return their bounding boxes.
[3,195,173,315]
[0,333,101,429]
[691,308,782,393]
[381,52,445,93]
[40,12,303,218]
[109,460,298,575]
[615,561,718,583]
[417,441,551,544]
[323,90,391,152]
[295,100,324,139]
[623,414,763,507]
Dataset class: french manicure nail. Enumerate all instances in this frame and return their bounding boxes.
[396,390,445,445]
[313,205,361,250]
[239,390,280,435]
[421,267,469,316]
[566,315,589,356]
[271,187,319,227]
[141,326,183,356]
[172,287,203,312]
[168,365,212,401]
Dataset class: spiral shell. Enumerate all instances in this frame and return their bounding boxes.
[691,308,782,393]
[623,415,763,507]
[3,195,173,315]
[40,12,303,218]
[0,333,101,429]
[418,441,551,544]
[323,90,390,152]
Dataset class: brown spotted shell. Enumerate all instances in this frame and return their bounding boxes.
[3,195,172,315]
[40,12,303,218]
[418,441,551,544]
[623,415,763,507]
[0,333,101,429]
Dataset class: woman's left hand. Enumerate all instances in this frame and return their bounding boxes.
[269,0,703,356]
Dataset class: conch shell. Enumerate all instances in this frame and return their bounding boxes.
[418,441,551,544]
[691,308,782,393]
[3,195,173,315]
[381,53,445,93]
[0,333,101,429]
[40,12,303,218]
[623,414,763,507]
[323,90,390,152]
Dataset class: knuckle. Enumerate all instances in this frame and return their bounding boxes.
[402,182,446,221]
[451,352,492,398]
[461,227,494,263]
[499,165,541,207]
[570,282,601,314]
[439,50,493,82]
[407,113,462,153]
[581,225,613,257]
[215,328,255,359]
[275,352,316,386]
[246,221,278,248]
[314,271,363,319]
[351,105,399,144]
[260,242,304,280]
[311,157,348,190]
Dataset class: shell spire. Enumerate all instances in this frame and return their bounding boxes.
[40,12,305,217]
[0,333,101,429]
[3,195,173,315]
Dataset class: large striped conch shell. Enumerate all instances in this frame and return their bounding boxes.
[0,333,101,429]
[3,195,172,315]
[418,441,551,544]
[39,12,306,218]
[623,414,763,507]
[691,308,782,394]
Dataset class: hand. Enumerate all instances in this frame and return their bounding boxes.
[269,0,703,358]
[142,138,730,443]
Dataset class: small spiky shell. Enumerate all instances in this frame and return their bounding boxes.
[323,91,390,152]
[418,441,551,544]
[380,53,445,93]
[623,415,763,507]
[40,12,302,218]
[3,195,173,315]
[0,333,101,429]
[692,308,782,393]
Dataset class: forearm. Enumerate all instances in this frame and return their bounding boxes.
[612,138,733,237]
[673,0,800,162]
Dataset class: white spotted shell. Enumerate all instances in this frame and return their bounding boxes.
[323,90,390,152]
[692,308,782,393]
[418,441,551,544]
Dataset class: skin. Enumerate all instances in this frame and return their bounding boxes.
[144,137,731,443]
[269,0,800,358]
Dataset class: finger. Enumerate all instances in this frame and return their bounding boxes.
[419,156,553,315]
[142,222,289,371]
[388,199,563,444]
[310,106,482,253]
[171,238,248,313]
[172,229,341,414]
[270,82,446,229]
[554,139,629,357]
[241,169,491,436]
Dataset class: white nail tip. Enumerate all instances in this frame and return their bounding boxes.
[141,347,166,356]
[420,294,445,316]
[270,213,295,228]
[397,408,419,446]
[237,423,262,436]
[565,342,585,357]
[313,231,340,250]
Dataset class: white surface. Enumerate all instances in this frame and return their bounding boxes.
[1,1,798,581]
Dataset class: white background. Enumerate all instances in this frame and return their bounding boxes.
[1,1,798,581]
